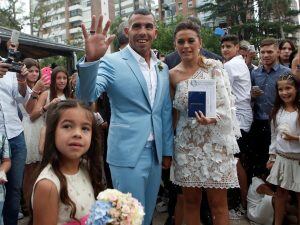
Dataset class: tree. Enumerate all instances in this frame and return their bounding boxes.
[197,0,300,47]
[0,0,23,30]
[27,0,64,37]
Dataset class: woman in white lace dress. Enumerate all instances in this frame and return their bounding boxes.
[170,21,240,225]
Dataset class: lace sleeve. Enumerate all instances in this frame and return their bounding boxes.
[269,120,277,155]
[210,62,241,138]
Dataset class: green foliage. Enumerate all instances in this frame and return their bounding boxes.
[0,0,23,30]
[153,16,221,55]
[152,15,184,54]
[39,56,67,68]
[109,16,124,51]
[197,0,300,44]
[200,27,221,55]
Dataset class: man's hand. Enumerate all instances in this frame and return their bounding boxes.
[162,156,172,169]
[17,65,28,81]
[0,62,11,78]
[81,15,115,62]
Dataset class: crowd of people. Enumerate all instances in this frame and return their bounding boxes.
[0,8,299,225]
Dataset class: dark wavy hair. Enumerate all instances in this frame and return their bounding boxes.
[50,66,70,101]
[270,72,300,126]
[30,99,103,223]
[278,39,296,66]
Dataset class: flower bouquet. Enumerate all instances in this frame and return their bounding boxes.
[86,189,144,225]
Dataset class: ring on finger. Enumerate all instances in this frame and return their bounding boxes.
[90,30,96,35]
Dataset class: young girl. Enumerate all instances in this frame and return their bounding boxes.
[266,73,300,225]
[29,66,70,122]
[31,99,103,225]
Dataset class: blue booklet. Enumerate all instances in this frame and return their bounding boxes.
[188,91,206,117]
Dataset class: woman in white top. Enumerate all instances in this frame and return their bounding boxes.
[266,73,300,225]
[29,66,70,123]
[22,58,49,212]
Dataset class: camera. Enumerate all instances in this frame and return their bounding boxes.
[4,49,23,73]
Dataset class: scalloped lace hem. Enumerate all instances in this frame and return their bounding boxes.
[171,180,240,189]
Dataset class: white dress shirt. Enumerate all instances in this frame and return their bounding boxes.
[0,71,30,139]
[224,55,253,132]
[127,45,158,141]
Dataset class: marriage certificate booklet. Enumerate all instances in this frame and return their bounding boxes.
[187,79,216,118]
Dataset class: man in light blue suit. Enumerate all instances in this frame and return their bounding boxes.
[76,9,174,225]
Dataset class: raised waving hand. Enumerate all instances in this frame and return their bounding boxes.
[81,15,115,62]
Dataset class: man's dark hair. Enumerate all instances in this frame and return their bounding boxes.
[128,8,155,25]
[260,38,278,48]
[220,35,239,45]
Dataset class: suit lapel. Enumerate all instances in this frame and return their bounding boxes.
[121,48,151,106]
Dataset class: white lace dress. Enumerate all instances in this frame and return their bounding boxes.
[171,59,240,189]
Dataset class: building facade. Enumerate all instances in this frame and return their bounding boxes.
[114,0,155,18]
[30,0,114,46]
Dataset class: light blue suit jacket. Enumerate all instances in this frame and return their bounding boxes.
[77,47,174,167]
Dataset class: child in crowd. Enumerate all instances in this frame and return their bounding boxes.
[247,168,274,225]
[31,99,103,224]
[0,133,11,225]
[266,73,300,225]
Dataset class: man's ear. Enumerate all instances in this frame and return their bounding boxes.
[124,27,129,38]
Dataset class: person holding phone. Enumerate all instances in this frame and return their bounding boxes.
[249,38,290,181]
[0,51,30,225]
[29,66,70,124]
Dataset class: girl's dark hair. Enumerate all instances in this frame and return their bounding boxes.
[50,66,70,101]
[31,100,103,223]
[173,21,206,68]
[23,58,39,70]
[271,72,300,126]
[278,40,296,66]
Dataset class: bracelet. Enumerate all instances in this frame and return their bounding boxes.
[32,89,40,95]
[30,93,38,100]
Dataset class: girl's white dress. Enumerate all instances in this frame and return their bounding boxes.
[171,59,240,189]
[31,164,95,225]
[267,108,300,192]
[22,90,66,164]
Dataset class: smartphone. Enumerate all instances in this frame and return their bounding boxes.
[41,67,52,84]
[11,30,20,45]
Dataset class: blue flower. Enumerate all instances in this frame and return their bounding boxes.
[86,201,113,225]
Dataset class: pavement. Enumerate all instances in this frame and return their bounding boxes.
[19,210,251,225]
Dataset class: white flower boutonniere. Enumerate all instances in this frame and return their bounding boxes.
[157,62,164,72]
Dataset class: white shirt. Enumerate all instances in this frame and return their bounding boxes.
[127,45,158,141]
[224,55,253,132]
[269,108,300,154]
[0,72,30,139]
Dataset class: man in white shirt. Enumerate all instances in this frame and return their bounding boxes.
[221,35,253,215]
[0,59,29,225]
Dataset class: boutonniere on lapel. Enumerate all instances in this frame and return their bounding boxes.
[157,62,164,72]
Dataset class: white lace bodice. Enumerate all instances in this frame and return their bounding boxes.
[171,59,240,188]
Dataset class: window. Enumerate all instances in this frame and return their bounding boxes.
[70,9,82,17]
